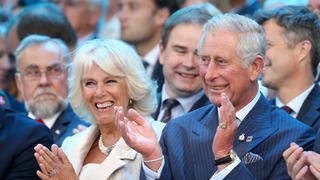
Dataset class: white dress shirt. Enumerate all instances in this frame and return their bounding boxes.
[142,43,160,77]
[157,84,205,121]
[144,91,261,180]
[28,111,62,129]
[276,84,314,118]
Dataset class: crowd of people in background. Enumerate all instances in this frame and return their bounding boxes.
[0,0,320,179]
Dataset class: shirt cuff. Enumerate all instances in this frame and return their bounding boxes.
[142,158,165,180]
[210,157,241,180]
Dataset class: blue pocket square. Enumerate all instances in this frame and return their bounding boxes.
[241,152,263,164]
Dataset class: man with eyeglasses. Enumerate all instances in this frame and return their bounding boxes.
[15,34,88,147]
[52,0,104,46]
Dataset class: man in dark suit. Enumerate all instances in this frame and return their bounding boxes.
[0,104,54,180]
[118,0,180,91]
[115,13,316,180]
[254,6,320,133]
[152,4,220,122]
[15,34,88,147]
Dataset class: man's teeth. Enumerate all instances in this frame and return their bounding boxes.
[211,86,225,90]
[97,102,114,109]
[181,73,196,78]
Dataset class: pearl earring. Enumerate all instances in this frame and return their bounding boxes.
[129,99,132,104]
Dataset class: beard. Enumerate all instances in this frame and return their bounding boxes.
[25,87,68,119]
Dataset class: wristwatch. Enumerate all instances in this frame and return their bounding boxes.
[214,149,238,166]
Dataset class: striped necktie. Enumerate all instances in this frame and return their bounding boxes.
[161,99,180,123]
[281,106,293,114]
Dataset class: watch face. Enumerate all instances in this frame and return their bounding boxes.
[230,149,238,161]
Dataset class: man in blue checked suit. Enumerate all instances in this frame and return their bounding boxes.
[115,13,316,180]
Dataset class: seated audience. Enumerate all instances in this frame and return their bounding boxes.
[254,6,320,132]
[115,13,316,179]
[15,34,88,146]
[34,39,165,179]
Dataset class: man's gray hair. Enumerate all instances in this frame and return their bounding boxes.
[15,34,70,71]
[198,13,267,68]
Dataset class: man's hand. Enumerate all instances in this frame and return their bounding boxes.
[306,151,320,179]
[212,92,238,171]
[283,142,316,180]
[114,106,163,172]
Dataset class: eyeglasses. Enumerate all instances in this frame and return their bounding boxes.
[17,64,67,81]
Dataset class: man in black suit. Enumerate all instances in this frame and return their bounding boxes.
[0,104,54,180]
[254,6,320,132]
[118,0,180,91]
[15,34,88,147]
[152,4,222,122]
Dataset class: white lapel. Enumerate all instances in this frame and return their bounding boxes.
[85,137,138,180]
[63,124,100,176]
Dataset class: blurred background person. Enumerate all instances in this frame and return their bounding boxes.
[53,0,105,46]
[15,34,88,146]
[262,0,308,10]
[98,0,121,40]
[34,39,165,179]
[308,0,320,18]
[10,0,52,16]
[118,0,180,91]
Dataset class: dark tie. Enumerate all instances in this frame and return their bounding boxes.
[142,60,149,69]
[161,99,180,123]
[35,119,45,124]
[281,106,293,114]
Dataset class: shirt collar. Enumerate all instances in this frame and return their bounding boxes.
[161,84,205,113]
[142,43,160,67]
[276,84,314,115]
[218,91,260,124]
[28,111,62,129]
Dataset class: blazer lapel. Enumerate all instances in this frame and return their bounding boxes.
[86,138,138,180]
[190,106,219,177]
[152,93,162,120]
[296,85,320,127]
[233,95,278,159]
[65,124,100,175]
[51,104,73,141]
[189,93,211,113]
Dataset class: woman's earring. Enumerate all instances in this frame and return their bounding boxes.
[129,99,132,104]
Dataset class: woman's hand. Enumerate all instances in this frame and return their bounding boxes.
[34,144,79,180]
[114,106,163,172]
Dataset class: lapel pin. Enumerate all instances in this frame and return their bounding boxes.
[55,129,60,135]
[246,136,253,142]
[238,133,245,141]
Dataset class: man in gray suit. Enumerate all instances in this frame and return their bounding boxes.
[254,6,320,132]
[152,3,222,122]
[15,34,88,146]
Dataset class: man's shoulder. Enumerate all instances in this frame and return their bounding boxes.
[168,104,215,126]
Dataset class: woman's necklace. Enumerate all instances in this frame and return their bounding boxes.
[98,134,118,155]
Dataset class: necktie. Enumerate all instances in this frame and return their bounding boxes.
[281,106,293,114]
[35,119,45,124]
[161,99,180,123]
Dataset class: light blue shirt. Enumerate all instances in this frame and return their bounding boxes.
[157,84,205,121]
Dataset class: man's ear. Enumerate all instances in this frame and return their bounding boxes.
[154,8,170,27]
[15,73,22,92]
[297,40,312,63]
[249,55,264,81]
[159,41,165,65]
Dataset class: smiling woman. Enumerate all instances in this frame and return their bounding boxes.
[34,39,165,180]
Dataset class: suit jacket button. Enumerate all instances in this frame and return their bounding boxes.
[55,129,60,135]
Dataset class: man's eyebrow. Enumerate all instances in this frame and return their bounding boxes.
[172,45,187,50]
